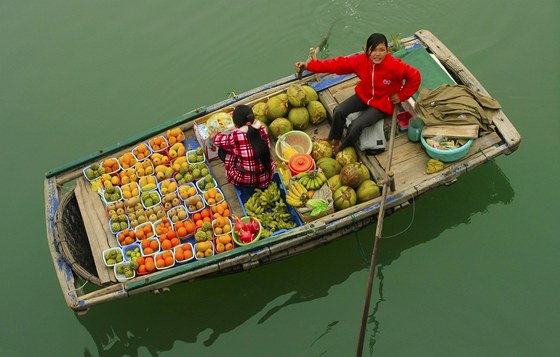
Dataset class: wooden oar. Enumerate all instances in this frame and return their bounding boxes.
[298,20,339,80]
[356,106,399,356]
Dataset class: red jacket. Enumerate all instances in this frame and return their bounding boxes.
[307,52,421,114]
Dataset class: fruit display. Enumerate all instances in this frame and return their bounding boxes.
[194,221,213,242]
[84,163,105,181]
[191,208,212,229]
[242,181,297,238]
[121,181,140,199]
[103,247,124,266]
[203,187,223,205]
[115,261,136,280]
[119,168,138,186]
[158,179,177,195]
[139,175,157,192]
[123,197,148,228]
[123,243,142,262]
[101,158,120,174]
[174,243,194,263]
[116,229,136,246]
[187,147,206,164]
[194,241,214,259]
[155,250,175,269]
[173,219,196,239]
[165,127,185,145]
[254,84,326,139]
[171,156,188,173]
[151,152,169,166]
[232,216,261,244]
[293,170,327,190]
[140,238,160,256]
[118,152,137,169]
[154,164,174,182]
[285,181,310,207]
[196,174,216,192]
[167,142,186,159]
[178,183,197,200]
[212,216,232,236]
[214,234,234,253]
[149,135,168,152]
[161,191,183,211]
[190,162,210,182]
[210,200,231,219]
[167,205,188,223]
[103,183,123,204]
[134,222,155,240]
[136,256,156,274]
[184,194,205,213]
[132,143,152,161]
[141,190,161,209]
[134,159,154,177]
[144,205,165,223]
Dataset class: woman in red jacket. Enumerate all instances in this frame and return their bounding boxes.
[295,33,421,152]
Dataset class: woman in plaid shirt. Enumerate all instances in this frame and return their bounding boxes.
[212,105,275,188]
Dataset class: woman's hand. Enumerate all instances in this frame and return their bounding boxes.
[390,93,401,104]
[295,61,307,73]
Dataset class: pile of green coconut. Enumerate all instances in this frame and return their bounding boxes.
[252,84,327,139]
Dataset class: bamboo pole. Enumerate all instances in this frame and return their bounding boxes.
[356,106,398,356]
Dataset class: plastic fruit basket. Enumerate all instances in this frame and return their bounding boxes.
[420,136,473,162]
[275,130,312,162]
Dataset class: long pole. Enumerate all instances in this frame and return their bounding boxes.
[356,106,399,356]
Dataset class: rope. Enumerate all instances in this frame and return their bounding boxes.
[66,279,89,296]
[381,194,416,239]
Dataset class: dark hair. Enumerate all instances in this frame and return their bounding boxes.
[232,105,272,173]
[365,33,388,55]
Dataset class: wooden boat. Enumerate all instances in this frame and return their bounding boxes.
[44,29,520,313]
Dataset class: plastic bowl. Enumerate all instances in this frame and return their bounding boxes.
[420,136,473,162]
[275,130,312,162]
[114,261,136,282]
[102,247,124,267]
[232,216,261,246]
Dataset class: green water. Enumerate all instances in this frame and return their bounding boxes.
[2,0,559,356]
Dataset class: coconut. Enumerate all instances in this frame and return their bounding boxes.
[356,180,381,203]
[268,117,293,139]
[327,174,342,193]
[301,85,319,102]
[265,95,289,120]
[252,102,269,125]
[307,100,327,125]
[333,186,357,211]
[316,157,341,179]
[311,139,333,161]
[339,164,363,188]
[288,107,310,130]
[349,162,371,181]
[336,146,358,166]
[286,84,307,107]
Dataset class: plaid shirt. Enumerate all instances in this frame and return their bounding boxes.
[213,123,275,188]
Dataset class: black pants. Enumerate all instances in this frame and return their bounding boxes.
[328,94,387,151]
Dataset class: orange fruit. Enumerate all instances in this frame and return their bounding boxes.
[181,243,191,251]
[170,237,180,247]
[164,256,174,266]
[201,209,210,219]
[185,220,195,234]
[138,265,147,274]
[177,227,187,237]
[141,239,150,249]
[161,239,172,251]
[167,231,176,239]
[149,240,159,251]
[156,258,165,268]
[144,247,154,255]
[136,256,145,265]
[184,250,193,259]
[193,213,202,222]
[146,260,156,272]
[136,229,145,240]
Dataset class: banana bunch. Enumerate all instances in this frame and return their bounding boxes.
[286,181,308,207]
[425,158,445,174]
[244,182,282,217]
[295,170,327,190]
